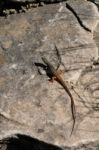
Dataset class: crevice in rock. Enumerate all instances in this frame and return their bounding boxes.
[0,134,63,150]
[0,112,26,126]
[66,3,91,32]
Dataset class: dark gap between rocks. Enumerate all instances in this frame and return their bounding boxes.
[0,0,38,16]
[0,0,67,16]
[0,134,63,150]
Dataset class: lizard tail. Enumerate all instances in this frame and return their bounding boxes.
[70,97,76,137]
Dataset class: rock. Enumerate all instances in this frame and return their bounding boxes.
[0,0,99,149]
[66,0,99,32]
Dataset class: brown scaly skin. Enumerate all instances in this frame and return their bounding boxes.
[42,57,76,135]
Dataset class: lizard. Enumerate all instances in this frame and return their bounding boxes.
[42,57,76,135]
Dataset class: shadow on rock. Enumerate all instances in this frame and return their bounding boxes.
[0,134,63,150]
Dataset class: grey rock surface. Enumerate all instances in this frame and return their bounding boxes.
[0,0,99,149]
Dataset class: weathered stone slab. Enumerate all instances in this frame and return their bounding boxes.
[0,0,99,149]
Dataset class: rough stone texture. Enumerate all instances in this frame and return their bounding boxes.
[0,0,99,149]
[94,22,99,48]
